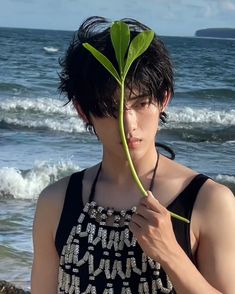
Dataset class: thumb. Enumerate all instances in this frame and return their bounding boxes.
[147,190,154,198]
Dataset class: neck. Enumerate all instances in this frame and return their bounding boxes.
[100,148,159,187]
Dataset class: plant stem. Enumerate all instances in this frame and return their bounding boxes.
[118,81,190,224]
[118,81,148,197]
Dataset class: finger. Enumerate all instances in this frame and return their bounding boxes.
[140,191,166,214]
[129,219,141,234]
[136,203,159,221]
[131,211,147,228]
[137,204,172,229]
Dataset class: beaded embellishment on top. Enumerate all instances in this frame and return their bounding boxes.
[58,201,174,294]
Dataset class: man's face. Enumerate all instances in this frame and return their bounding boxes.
[91,87,162,162]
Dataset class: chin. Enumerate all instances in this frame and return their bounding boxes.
[113,141,150,162]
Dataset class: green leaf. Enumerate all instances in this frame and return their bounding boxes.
[110,21,130,76]
[83,43,121,85]
[123,31,154,80]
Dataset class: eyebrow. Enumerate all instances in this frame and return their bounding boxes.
[127,93,150,101]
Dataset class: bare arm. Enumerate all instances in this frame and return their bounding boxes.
[129,181,235,294]
[195,182,235,293]
[31,177,69,294]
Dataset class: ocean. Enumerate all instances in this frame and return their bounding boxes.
[0,27,234,290]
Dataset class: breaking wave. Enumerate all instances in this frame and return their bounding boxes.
[0,160,80,200]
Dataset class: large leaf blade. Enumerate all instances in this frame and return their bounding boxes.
[110,21,130,76]
[83,43,121,84]
[123,31,154,80]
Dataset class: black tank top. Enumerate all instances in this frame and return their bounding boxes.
[55,170,209,294]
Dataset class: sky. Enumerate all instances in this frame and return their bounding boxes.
[0,0,235,36]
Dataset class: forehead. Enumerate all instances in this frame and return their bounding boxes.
[113,85,150,102]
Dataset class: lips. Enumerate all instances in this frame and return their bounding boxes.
[127,137,140,143]
[120,137,142,148]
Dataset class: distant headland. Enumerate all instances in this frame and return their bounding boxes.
[195,28,235,39]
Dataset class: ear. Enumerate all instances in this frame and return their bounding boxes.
[161,90,171,112]
[73,100,89,123]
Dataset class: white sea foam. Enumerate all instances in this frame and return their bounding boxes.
[224,140,235,145]
[0,97,76,115]
[0,160,80,199]
[3,116,86,133]
[168,107,235,126]
[43,46,59,52]
[1,97,86,132]
[215,174,235,184]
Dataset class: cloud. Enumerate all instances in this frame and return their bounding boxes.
[197,0,235,19]
[219,0,235,12]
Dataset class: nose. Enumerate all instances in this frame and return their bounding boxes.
[123,107,137,134]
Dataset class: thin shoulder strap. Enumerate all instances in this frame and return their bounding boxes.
[169,174,210,261]
[55,170,85,256]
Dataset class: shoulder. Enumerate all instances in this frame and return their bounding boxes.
[32,175,75,293]
[34,172,82,240]
[196,177,234,202]
[33,176,70,237]
[160,155,234,216]
[36,165,99,211]
[194,179,235,231]
[193,179,235,292]
[34,167,99,236]
[195,178,234,214]
[37,175,71,214]
[38,168,88,204]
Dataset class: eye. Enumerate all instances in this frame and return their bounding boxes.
[134,99,151,109]
[140,101,149,107]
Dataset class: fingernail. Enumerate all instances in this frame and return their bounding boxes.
[147,190,153,197]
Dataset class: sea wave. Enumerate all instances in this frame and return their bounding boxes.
[43,46,59,53]
[168,107,235,125]
[215,174,235,184]
[0,117,86,133]
[1,98,234,140]
[161,107,235,142]
[176,88,235,100]
[0,82,29,93]
[0,244,32,262]
[215,174,235,193]
[162,126,235,142]
[0,97,86,132]
[0,160,80,200]
[1,98,234,126]
[0,97,74,115]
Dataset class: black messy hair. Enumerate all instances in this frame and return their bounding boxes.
[59,16,174,123]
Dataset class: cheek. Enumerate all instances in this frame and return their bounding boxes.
[95,121,119,141]
[140,111,159,130]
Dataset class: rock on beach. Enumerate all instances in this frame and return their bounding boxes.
[0,281,30,294]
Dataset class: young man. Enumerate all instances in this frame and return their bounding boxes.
[31,16,235,294]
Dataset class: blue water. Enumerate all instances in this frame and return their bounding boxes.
[0,27,234,289]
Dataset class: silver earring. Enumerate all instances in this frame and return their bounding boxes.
[86,123,99,139]
[160,111,167,123]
